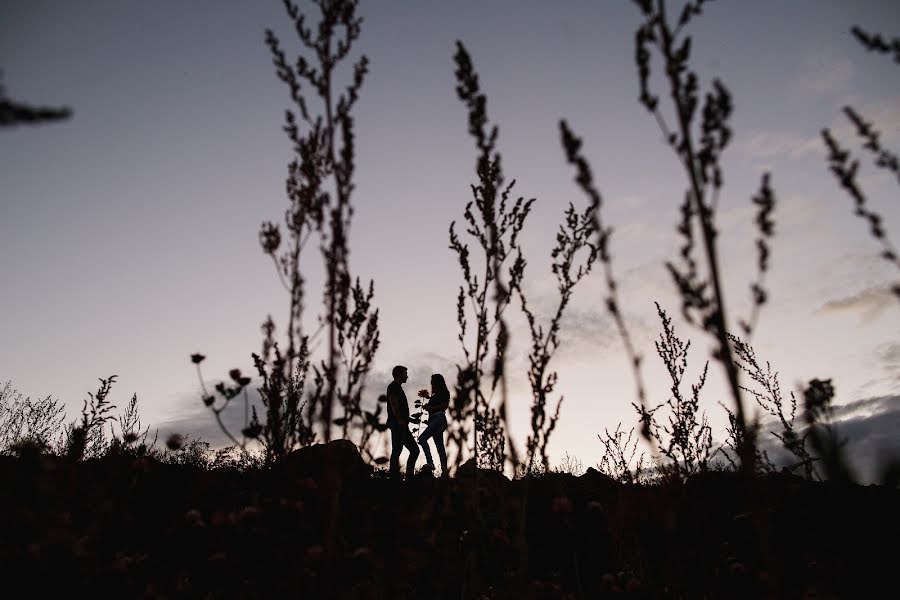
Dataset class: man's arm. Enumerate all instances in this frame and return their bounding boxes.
[388,389,407,428]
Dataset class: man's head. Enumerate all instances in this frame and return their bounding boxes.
[392,365,408,383]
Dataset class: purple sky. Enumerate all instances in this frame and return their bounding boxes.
[2,1,899,479]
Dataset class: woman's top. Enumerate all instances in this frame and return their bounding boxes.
[425,388,450,419]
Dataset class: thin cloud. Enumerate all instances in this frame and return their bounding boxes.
[156,385,267,449]
[817,283,897,320]
[742,130,822,160]
[874,341,900,386]
[751,393,900,484]
[793,53,855,98]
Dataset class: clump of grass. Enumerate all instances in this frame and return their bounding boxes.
[0,380,65,455]
[62,375,119,461]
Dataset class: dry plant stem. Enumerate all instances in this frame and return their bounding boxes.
[0,73,71,126]
[635,0,782,588]
[516,195,599,470]
[559,121,651,439]
[842,106,900,184]
[0,381,66,453]
[729,333,815,478]
[850,26,900,64]
[818,27,900,298]
[598,424,645,483]
[636,303,716,479]
[821,127,900,299]
[451,41,533,470]
[194,363,242,449]
[646,0,750,467]
[739,174,775,338]
[190,0,379,465]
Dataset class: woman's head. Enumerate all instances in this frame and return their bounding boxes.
[431,373,448,394]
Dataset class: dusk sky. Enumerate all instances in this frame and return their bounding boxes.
[2,1,898,480]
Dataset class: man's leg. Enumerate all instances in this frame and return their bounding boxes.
[388,421,403,475]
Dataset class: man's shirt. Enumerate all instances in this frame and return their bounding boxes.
[386,380,409,423]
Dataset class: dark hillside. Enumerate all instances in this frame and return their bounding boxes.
[3,441,896,598]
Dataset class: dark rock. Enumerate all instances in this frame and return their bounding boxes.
[277,439,372,483]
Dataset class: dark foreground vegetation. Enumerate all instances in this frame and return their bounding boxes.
[5,1,899,598]
[3,440,897,599]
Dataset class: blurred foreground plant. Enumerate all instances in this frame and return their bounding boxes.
[631,0,778,472]
[194,0,381,463]
[450,43,598,473]
[449,42,532,470]
[821,26,900,300]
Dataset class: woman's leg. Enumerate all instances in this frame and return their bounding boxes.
[435,428,448,475]
[418,421,437,467]
[432,413,448,475]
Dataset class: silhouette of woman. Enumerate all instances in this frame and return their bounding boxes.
[417,373,450,476]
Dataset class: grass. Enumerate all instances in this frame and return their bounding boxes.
[2,440,897,598]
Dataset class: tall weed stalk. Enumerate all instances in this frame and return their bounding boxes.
[194,0,380,462]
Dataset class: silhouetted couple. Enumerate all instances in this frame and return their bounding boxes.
[386,365,450,479]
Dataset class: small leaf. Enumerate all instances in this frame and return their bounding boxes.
[242,424,262,439]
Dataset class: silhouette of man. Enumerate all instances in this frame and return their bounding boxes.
[386,365,419,479]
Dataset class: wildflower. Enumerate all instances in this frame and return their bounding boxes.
[242,423,262,438]
[166,433,184,451]
[417,389,430,399]
[190,353,205,364]
[259,221,281,254]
